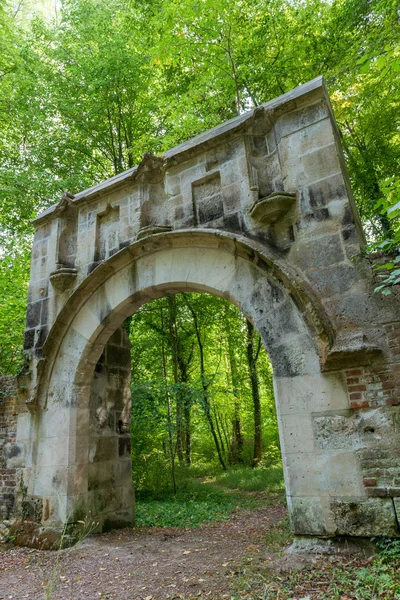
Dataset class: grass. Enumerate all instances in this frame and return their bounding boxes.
[276,542,400,600]
[135,478,271,528]
[231,521,400,600]
[135,463,284,528]
[264,515,292,550]
[209,463,284,492]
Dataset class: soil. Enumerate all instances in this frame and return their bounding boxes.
[0,497,288,600]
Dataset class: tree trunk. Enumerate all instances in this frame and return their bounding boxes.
[225,307,243,463]
[167,296,185,465]
[246,320,262,466]
[160,308,177,493]
[186,299,227,471]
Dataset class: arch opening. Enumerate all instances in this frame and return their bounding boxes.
[95,291,283,530]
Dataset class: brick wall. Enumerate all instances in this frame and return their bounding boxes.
[346,364,400,410]
[346,322,400,410]
[0,376,18,520]
[345,322,400,502]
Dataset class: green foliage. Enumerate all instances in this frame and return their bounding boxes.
[0,0,399,370]
[135,480,237,528]
[207,464,284,493]
[232,534,400,599]
[277,539,400,600]
[130,293,279,494]
[135,466,281,528]
[366,176,400,294]
[0,246,30,375]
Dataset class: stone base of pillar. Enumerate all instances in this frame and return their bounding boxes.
[287,535,378,556]
[9,509,135,550]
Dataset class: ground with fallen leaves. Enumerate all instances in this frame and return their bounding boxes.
[1,497,288,600]
[2,494,395,600]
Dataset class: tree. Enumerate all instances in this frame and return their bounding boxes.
[129,293,278,490]
[246,321,263,466]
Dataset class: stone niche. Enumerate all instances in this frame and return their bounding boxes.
[192,171,223,225]
[245,109,297,249]
[95,204,120,262]
[137,153,171,238]
[49,192,79,292]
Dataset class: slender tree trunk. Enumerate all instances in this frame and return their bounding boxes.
[216,406,231,463]
[167,296,185,465]
[186,299,227,471]
[160,308,177,493]
[184,398,191,465]
[246,320,262,466]
[178,355,192,466]
[213,405,226,457]
[224,307,243,463]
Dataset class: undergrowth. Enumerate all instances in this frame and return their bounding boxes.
[135,464,284,528]
[232,532,400,600]
[209,463,284,492]
[275,539,400,600]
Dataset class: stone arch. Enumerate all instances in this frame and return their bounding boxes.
[10,78,400,548]
[23,231,357,546]
[39,230,334,408]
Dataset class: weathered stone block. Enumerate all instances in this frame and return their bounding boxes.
[306,264,359,297]
[277,99,330,139]
[283,143,341,190]
[287,496,330,535]
[295,234,345,270]
[330,498,399,537]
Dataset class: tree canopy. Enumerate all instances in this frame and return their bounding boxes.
[0,0,399,374]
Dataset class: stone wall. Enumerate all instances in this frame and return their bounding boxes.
[0,377,18,522]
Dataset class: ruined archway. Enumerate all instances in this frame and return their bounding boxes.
[8,77,400,547]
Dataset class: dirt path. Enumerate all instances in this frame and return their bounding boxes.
[0,499,287,600]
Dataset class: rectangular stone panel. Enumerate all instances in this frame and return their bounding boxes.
[282,143,341,190]
[294,233,345,270]
[95,205,120,261]
[284,451,364,498]
[192,172,223,225]
[275,373,349,416]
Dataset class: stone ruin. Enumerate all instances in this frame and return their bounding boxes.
[1,77,400,548]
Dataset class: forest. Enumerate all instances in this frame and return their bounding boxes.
[129,293,279,500]
[0,0,400,597]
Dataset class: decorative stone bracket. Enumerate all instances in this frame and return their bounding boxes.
[249,192,296,224]
[49,267,78,293]
[323,331,382,371]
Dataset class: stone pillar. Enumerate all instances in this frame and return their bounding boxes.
[8,326,134,548]
[86,325,134,531]
[0,377,18,525]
